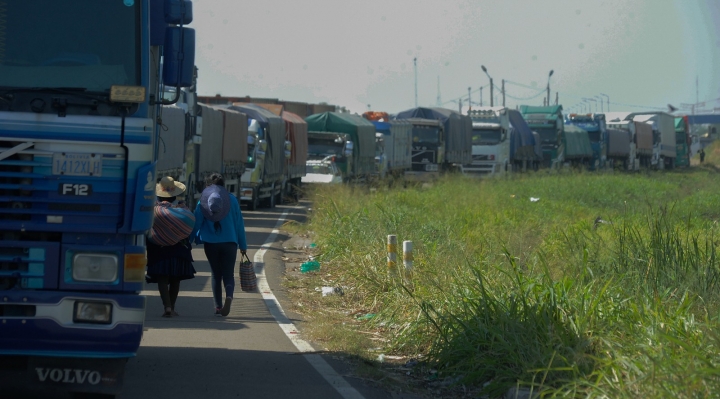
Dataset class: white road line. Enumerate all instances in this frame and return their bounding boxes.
[255,208,365,399]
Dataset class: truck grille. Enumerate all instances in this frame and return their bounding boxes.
[0,140,125,233]
[0,241,60,290]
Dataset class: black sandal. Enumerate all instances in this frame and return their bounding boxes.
[162,307,172,317]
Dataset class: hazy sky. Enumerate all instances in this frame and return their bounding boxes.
[192,0,720,115]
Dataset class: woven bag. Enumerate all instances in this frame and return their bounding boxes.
[148,202,195,246]
[239,253,257,292]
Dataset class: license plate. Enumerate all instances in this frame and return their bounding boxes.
[52,153,102,177]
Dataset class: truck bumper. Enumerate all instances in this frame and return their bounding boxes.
[0,290,144,395]
[0,355,128,395]
[461,163,499,176]
[0,291,145,356]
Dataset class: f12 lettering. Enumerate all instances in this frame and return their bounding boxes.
[60,184,91,196]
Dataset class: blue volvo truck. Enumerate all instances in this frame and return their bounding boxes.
[0,1,195,397]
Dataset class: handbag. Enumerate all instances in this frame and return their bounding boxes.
[239,253,257,292]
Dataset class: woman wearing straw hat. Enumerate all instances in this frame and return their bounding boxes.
[146,176,197,318]
[191,173,248,317]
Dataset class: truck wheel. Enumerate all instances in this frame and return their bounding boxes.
[269,186,276,208]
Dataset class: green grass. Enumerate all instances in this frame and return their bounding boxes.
[290,157,720,398]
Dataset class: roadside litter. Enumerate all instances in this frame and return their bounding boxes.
[530,197,540,202]
[300,260,320,273]
[321,286,344,296]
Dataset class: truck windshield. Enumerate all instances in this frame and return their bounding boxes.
[535,127,558,143]
[607,123,629,132]
[472,128,501,145]
[412,126,440,144]
[306,164,333,175]
[0,0,140,92]
[308,137,344,157]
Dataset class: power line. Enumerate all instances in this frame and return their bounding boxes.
[505,88,546,101]
[442,84,489,106]
[561,93,665,111]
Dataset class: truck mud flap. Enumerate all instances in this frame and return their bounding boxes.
[0,356,127,395]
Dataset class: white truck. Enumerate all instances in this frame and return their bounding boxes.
[630,112,676,169]
[463,107,510,176]
[157,72,247,208]
[229,103,289,210]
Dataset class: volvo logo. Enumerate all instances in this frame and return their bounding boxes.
[35,368,103,385]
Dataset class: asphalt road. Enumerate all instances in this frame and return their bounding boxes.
[117,203,395,399]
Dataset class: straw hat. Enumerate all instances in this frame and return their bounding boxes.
[156,176,186,198]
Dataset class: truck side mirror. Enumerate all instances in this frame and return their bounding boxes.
[165,0,193,24]
[284,141,292,159]
[163,27,195,87]
[344,141,354,158]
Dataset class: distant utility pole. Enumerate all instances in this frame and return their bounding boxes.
[436,76,441,106]
[490,78,494,107]
[480,87,483,106]
[467,87,471,111]
[501,79,505,107]
[482,66,493,107]
[458,98,463,114]
[414,57,418,108]
[600,93,609,112]
[555,92,558,106]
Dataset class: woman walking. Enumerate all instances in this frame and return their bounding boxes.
[146,176,197,318]
[191,173,248,317]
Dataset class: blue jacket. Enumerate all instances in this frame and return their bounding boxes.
[191,194,248,250]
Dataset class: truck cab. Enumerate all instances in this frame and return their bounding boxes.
[302,156,344,185]
[307,132,354,181]
[565,113,607,170]
[628,112,676,170]
[0,0,196,396]
[463,107,510,176]
[405,118,445,180]
[240,120,268,210]
[520,105,564,168]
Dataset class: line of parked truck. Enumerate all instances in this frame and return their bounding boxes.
[157,79,701,210]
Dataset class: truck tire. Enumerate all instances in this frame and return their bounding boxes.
[248,191,259,211]
[269,184,276,208]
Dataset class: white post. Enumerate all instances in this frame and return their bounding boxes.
[403,241,413,282]
[387,235,397,276]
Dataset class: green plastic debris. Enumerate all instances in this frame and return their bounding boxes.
[356,313,376,320]
[300,260,320,273]
[309,243,317,248]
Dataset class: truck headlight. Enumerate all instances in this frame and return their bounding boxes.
[72,253,118,282]
[74,301,112,324]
